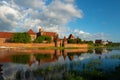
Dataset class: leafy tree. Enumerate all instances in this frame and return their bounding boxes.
[34,36,51,43]
[10,32,31,43]
[45,36,51,43]
[106,42,120,47]
[82,40,94,45]
[68,39,76,44]
[77,37,82,43]
[34,36,44,43]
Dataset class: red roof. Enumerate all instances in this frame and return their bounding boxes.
[28,29,36,35]
[0,32,13,38]
[44,32,56,37]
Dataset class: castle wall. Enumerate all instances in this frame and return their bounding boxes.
[0,38,6,43]
[55,40,62,47]
[0,38,10,43]
[0,43,55,48]
[0,42,88,48]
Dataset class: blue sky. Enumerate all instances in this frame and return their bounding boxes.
[0,0,120,42]
[72,0,120,42]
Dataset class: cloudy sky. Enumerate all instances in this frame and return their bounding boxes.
[0,0,120,42]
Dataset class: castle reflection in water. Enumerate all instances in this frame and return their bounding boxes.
[0,48,109,66]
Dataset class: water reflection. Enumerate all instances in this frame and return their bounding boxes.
[0,49,88,65]
[0,48,120,80]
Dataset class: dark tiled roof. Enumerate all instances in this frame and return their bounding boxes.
[95,40,102,43]
[0,32,13,38]
[28,29,36,35]
[68,34,75,39]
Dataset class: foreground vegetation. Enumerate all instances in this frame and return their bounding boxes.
[15,63,120,80]
[105,42,120,49]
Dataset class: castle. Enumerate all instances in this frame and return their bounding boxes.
[0,28,88,48]
[0,28,58,43]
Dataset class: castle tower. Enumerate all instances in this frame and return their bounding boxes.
[39,28,42,32]
[39,28,43,36]
[55,35,59,47]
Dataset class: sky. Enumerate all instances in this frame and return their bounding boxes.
[0,0,120,42]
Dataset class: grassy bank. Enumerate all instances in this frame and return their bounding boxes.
[24,46,88,50]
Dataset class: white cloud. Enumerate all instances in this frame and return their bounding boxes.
[0,0,83,33]
[64,0,74,3]
[19,18,41,31]
[43,26,71,37]
[73,29,109,41]
[14,0,46,10]
[0,2,22,31]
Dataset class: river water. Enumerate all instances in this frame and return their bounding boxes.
[0,48,120,80]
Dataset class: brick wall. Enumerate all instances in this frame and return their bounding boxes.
[0,42,88,48]
[0,43,55,48]
[0,38,6,43]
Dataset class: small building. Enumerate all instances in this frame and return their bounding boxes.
[102,40,109,45]
[95,40,111,45]
[95,40,103,44]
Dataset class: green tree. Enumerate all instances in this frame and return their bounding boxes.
[45,36,51,43]
[34,36,44,43]
[77,37,82,43]
[10,32,31,43]
[68,39,76,43]
[34,36,51,43]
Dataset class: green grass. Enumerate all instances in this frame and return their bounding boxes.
[23,46,87,50]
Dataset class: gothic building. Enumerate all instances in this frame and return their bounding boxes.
[0,28,58,43]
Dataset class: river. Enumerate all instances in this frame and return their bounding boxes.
[0,48,120,80]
